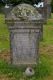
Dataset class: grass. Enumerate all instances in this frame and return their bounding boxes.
[0,13,53,80]
[0,14,10,51]
[0,56,50,80]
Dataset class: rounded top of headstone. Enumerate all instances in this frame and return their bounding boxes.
[11,3,42,20]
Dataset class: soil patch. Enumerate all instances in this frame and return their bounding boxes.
[39,44,53,55]
[0,50,11,63]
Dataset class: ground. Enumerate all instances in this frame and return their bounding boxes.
[0,13,53,80]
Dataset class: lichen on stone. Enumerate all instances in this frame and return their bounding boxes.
[11,3,42,20]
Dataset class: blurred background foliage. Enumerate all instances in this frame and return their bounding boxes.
[0,0,41,6]
[0,0,53,12]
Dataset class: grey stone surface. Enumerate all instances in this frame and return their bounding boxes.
[6,20,43,66]
[5,3,44,66]
[11,29,40,65]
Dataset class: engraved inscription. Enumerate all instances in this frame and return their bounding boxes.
[12,29,38,64]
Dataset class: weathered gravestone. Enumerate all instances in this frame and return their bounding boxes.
[34,0,51,21]
[34,0,51,40]
[45,0,51,18]
[5,3,44,66]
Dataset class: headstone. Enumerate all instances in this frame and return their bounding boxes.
[5,3,44,66]
[43,0,51,18]
[34,0,51,40]
[34,0,51,21]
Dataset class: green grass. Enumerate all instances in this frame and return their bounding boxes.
[0,56,50,80]
[0,14,53,80]
[0,14,10,50]
[41,19,53,45]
